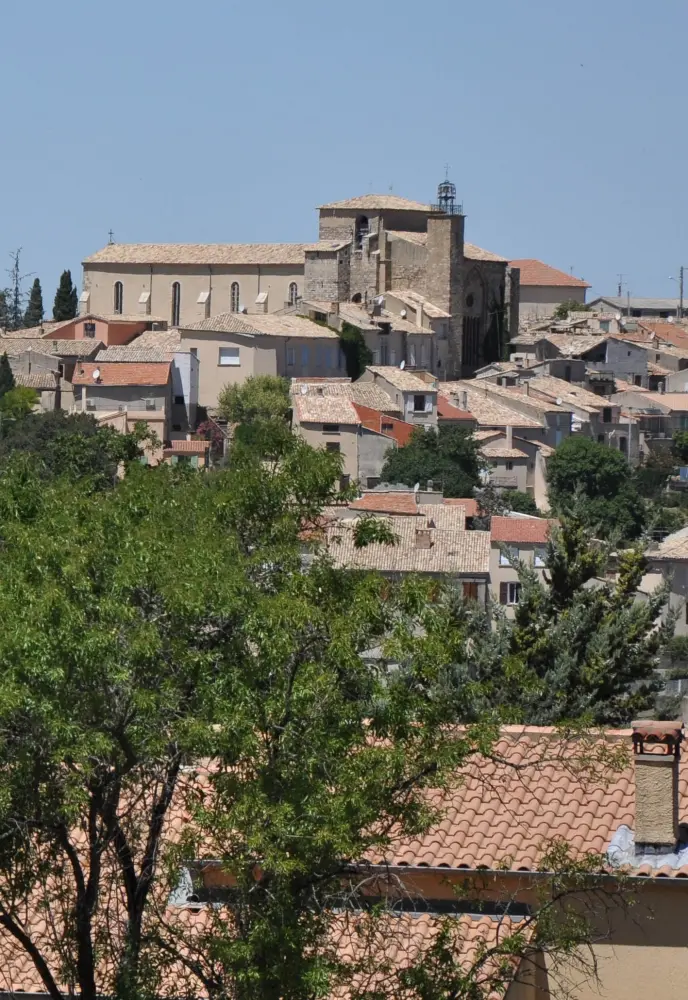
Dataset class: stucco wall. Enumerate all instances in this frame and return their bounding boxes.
[83,264,305,327]
[519,285,587,322]
[358,428,395,487]
[294,421,358,480]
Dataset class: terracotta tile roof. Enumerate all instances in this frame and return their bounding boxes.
[437,395,475,421]
[324,517,490,575]
[293,394,360,425]
[509,259,590,289]
[638,320,688,349]
[319,194,431,211]
[14,370,59,390]
[353,403,415,445]
[477,382,575,415]
[523,375,609,414]
[163,439,209,455]
[647,361,672,376]
[72,362,171,386]
[444,497,479,516]
[133,329,182,352]
[387,230,429,246]
[385,726,688,877]
[350,383,401,414]
[640,392,688,411]
[481,443,529,460]
[0,318,74,339]
[0,338,102,358]
[538,334,609,357]
[440,385,543,429]
[96,345,176,362]
[291,378,353,397]
[83,242,342,266]
[242,314,340,339]
[490,517,557,544]
[350,493,421,515]
[614,377,649,393]
[366,367,437,392]
[650,526,688,562]
[384,288,451,320]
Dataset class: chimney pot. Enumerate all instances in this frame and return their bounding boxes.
[415,527,433,549]
[416,301,424,329]
[632,721,683,849]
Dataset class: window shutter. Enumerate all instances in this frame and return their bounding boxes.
[425,395,432,412]
[373,349,381,365]
[499,582,508,605]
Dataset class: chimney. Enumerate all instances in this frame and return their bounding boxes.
[632,721,683,849]
[331,302,340,317]
[461,390,468,411]
[525,381,530,395]
[416,301,424,329]
[415,527,433,549]
[506,425,513,450]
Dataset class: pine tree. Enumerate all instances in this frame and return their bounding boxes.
[0,292,8,331]
[0,353,16,398]
[23,278,44,328]
[53,270,78,321]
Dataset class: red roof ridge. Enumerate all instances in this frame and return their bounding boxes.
[509,258,590,289]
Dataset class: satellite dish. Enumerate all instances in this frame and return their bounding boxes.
[399,360,406,370]
[92,368,101,380]
[413,483,420,493]
[300,384,308,395]
[668,315,676,324]
[374,295,384,306]
[400,309,407,319]
[614,312,622,321]
[555,397,563,405]
[240,305,247,314]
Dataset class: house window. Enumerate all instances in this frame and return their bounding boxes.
[382,422,394,432]
[602,407,612,423]
[287,347,296,367]
[390,349,397,366]
[288,282,298,306]
[322,423,340,433]
[634,375,642,386]
[171,282,181,326]
[500,582,522,605]
[409,346,417,366]
[506,460,514,471]
[230,282,240,312]
[534,548,546,568]
[564,365,571,382]
[413,394,426,412]
[372,349,381,364]
[326,442,340,453]
[619,436,628,454]
[86,398,96,411]
[219,347,240,366]
[656,354,661,362]
[174,394,185,405]
[597,433,605,443]
[499,546,518,567]
[301,346,310,366]
[83,322,96,338]
[367,477,380,488]
[463,581,479,601]
[113,281,123,315]
[354,215,369,250]
[190,348,198,358]
[380,343,389,365]
[145,399,156,411]
[339,474,350,491]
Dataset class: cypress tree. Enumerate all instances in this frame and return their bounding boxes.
[53,270,78,321]
[0,292,8,331]
[0,354,16,398]
[23,278,44,328]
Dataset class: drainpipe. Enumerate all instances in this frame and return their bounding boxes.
[149,265,153,316]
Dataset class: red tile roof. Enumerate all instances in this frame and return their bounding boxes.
[490,517,557,544]
[639,321,688,350]
[350,493,420,515]
[72,361,171,386]
[509,259,590,289]
[353,403,415,446]
[437,395,475,422]
[444,497,479,516]
[163,440,209,455]
[384,726,688,877]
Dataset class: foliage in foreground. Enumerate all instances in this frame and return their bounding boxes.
[0,442,633,1000]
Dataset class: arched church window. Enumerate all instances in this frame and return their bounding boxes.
[231,282,240,312]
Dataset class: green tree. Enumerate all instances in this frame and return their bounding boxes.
[547,435,645,540]
[672,430,688,465]
[52,269,78,321]
[436,516,672,726]
[339,320,373,380]
[23,277,44,327]
[217,374,293,456]
[381,426,484,497]
[0,353,15,398]
[552,300,592,320]
[0,386,38,419]
[0,290,9,329]
[503,489,540,515]
[0,409,146,486]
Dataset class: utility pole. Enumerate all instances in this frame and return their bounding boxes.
[679,266,684,320]
[617,273,625,298]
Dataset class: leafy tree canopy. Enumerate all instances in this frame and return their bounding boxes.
[0,386,38,419]
[547,435,645,541]
[23,277,44,327]
[0,409,146,487]
[503,489,540,515]
[380,426,484,498]
[339,320,373,380]
[672,430,688,465]
[52,269,78,321]
[217,374,294,456]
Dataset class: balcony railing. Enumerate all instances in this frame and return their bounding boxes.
[430,202,464,215]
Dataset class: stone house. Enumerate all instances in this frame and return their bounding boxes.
[610,390,688,454]
[535,334,650,386]
[489,516,556,616]
[508,258,589,323]
[648,526,688,635]
[356,366,438,428]
[71,361,173,456]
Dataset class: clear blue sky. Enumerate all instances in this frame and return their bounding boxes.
[2,0,687,310]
